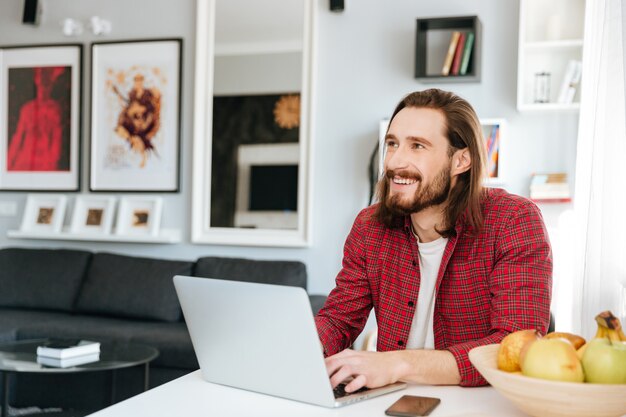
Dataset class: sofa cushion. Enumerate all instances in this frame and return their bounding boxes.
[0,248,91,312]
[75,253,193,322]
[194,256,307,289]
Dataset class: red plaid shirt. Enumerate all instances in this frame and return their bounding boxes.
[315,188,552,386]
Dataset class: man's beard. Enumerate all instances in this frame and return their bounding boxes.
[379,164,452,216]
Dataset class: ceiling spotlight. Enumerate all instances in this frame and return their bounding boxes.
[62,18,83,36]
[89,16,112,36]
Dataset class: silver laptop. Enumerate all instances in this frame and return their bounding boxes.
[173,275,406,408]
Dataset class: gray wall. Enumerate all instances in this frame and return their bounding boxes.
[0,0,579,295]
[214,52,302,95]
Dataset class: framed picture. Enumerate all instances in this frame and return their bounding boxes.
[70,195,116,234]
[90,39,182,192]
[20,194,67,233]
[115,196,163,236]
[480,118,506,185]
[0,44,82,191]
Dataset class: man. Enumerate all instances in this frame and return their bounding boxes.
[315,89,552,391]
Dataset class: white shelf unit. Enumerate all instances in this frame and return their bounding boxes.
[7,228,182,244]
[517,0,586,112]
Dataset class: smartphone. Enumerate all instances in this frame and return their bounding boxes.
[385,395,441,417]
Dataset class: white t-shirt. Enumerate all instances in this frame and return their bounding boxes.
[406,235,448,350]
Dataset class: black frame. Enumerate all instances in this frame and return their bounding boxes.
[415,15,481,83]
[88,38,183,193]
[0,43,83,192]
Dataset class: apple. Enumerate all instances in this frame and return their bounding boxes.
[581,338,626,384]
[497,329,541,372]
[520,338,584,382]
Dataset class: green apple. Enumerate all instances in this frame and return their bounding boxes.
[581,338,626,384]
[521,338,584,382]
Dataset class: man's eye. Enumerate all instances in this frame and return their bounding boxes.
[412,143,425,149]
[385,141,398,148]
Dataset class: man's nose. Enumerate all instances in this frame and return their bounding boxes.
[385,145,410,171]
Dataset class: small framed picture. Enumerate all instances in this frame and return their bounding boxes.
[115,196,163,236]
[20,194,67,233]
[480,118,506,185]
[90,39,182,192]
[0,44,82,191]
[70,196,116,234]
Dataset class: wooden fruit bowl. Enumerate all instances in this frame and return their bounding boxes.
[468,344,626,417]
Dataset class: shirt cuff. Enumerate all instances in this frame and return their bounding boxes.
[447,338,502,387]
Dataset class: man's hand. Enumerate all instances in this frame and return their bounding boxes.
[324,348,461,391]
[325,349,404,393]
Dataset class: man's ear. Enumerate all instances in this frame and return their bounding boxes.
[451,148,471,176]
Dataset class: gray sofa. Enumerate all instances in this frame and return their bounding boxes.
[0,247,326,413]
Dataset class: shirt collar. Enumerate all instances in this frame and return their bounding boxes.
[402,210,467,237]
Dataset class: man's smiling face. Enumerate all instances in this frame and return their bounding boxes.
[381,107,454,215]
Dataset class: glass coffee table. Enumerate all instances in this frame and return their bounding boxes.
[0,339,159,417]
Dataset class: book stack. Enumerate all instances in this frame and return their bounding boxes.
[530,173,571,202]
[36,339,101,368]
[557,60,582,104]
[441,31,475,76]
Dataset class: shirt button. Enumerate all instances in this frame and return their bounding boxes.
[398,340,404,346]
[412,260,417,266]
[408,301,414,307]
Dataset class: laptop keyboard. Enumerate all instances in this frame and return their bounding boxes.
[333,383,370,398]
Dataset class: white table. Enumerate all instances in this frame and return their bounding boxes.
[88,370,528,417]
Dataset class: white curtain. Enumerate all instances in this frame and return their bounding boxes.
[571,0,626,338]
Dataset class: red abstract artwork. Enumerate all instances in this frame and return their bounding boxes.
[7,66,72,172]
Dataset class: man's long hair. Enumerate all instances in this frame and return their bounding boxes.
[373,89,487,237]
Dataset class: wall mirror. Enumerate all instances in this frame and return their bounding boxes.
[192,0,315,247]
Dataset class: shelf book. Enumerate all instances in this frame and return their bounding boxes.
[37,352,100,368]
[442,31,475,76]
[450,32,466,75]
[36,339,101,359]
[459,32,475,75]
[441,31,461,76]
[530,173,571,201]
[557,60,582,104]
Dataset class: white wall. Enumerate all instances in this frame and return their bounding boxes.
[0,0,579,296]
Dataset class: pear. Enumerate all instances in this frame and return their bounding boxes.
[581,338,626,384]
[520,338,584,382]
[497,329,540,372]
[544,331,586,350]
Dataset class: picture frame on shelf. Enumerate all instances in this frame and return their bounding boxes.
[115,196,163,236]
[70,196,116,235]
[20,194,67,233]
[480,118,506,186]
[90,39,182,192]
[0,44,82,191]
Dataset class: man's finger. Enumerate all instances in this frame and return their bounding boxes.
[324,350,354,376]
[329,365,354,388]
[344,374,367,393]
[324,355,343,377]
